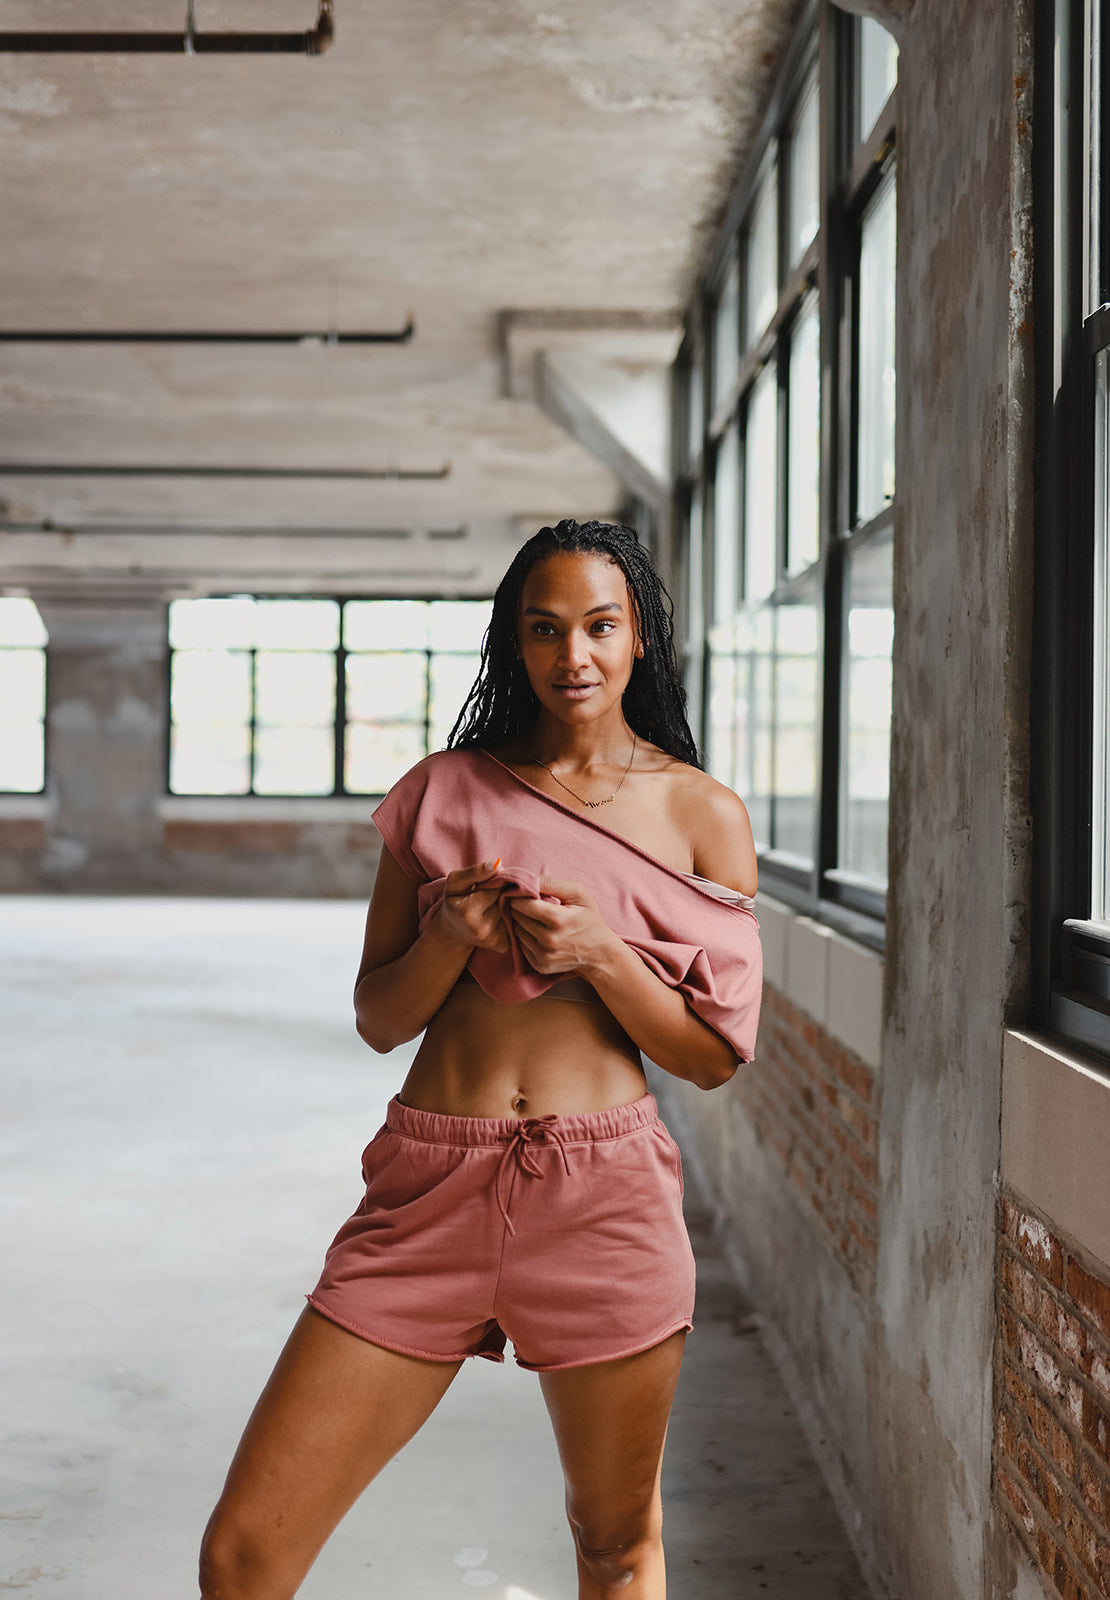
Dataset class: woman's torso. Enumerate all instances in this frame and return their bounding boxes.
[398,744,710,1120]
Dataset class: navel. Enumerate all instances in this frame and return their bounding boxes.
[511,1089,528,1115]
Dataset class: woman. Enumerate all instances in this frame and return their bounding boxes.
[199,519,760,1600]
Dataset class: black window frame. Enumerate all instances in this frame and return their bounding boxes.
[672,0,897,948]
[1032,0,1110,1064]
[165,592,492,800]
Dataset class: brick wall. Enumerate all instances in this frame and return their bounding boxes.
[737,982,879,1294]
[995,1190,1110,1599]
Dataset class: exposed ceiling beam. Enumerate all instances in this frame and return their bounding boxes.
[0,1,334,56]
[0,462,450,482]
[0,320,414,347]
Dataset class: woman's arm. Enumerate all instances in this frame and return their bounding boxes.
[509,884,737,1090]
[353,847,508,1053]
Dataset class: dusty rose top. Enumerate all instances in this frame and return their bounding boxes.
[372,748,762,1062]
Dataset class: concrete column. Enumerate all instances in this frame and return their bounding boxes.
[34,594,168,890]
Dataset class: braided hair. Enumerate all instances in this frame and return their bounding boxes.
[447,518,701,767]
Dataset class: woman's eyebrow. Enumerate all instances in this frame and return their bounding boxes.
[523,602,624,617]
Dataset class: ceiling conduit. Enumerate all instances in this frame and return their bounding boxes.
[0,462,450,481]
[0,319,415,347]
[0,0,334,55]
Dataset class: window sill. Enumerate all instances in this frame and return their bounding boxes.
[158,794,380,823]
[1002,1029,1110,1272]
[756,893,884,1070]
[0,793,49,817]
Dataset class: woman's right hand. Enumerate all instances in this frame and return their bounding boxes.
[436,859,510,953]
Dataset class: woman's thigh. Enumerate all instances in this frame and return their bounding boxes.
[201,1307,461,1594]
[538,1331,686,1532]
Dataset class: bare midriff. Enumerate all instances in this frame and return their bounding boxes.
[397,980,646,1120]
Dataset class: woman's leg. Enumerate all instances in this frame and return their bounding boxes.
[199,1306,462,1600]
[538,1330,687,1599]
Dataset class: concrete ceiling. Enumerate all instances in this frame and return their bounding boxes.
[0,0,794,595]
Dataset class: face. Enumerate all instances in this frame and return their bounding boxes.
[516,551,641,724]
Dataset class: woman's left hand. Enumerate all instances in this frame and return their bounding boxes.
[507,878,620,977]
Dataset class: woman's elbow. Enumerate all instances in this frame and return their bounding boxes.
[692,1051,741,1091]
[354,1009,410,1055]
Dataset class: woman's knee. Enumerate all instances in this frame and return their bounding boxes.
[567,1501,662,1591]
[198,1505,295,1600]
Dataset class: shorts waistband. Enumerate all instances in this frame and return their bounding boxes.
[385,1092,659,1148]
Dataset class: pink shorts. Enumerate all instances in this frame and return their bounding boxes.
[307,1092,695,1371]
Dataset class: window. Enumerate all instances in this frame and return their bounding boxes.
[673,2,897,933]
[168,595,492,797]
[0,597,47,794]
[1035,0,1110,1056]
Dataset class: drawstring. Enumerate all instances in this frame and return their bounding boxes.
[495,1116,573,1237]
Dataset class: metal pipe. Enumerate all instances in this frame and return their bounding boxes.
[0,320,415,347]
[0,462,449,481]
[0,0,333,55]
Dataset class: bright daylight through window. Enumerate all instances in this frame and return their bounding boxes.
[674,6,897,928]
[0,597,47,794]
[168,596,492,797]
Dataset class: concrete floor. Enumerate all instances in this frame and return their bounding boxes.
[0,898,869,1599]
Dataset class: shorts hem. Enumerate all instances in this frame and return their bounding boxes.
[305,1296,505,1365]
[512,1318,694,1373]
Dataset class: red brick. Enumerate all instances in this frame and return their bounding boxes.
[0,817,46,851]
[1053,1421,1078,1477]
[999,1464,1036,1533]
[1096,1540,1110,1597]
[1070,1259,1110,1341]
[163,819,302,854]
[1002,1195,1021,1244]
[1043,1291,1065,1348]
[1064,1503,1098,1573]
[1019,1437,1063,1519]
[344,824,381,853]
[1031,1394,1053,1448]
[1000,1410,1019,1459]
[1063,1313,1090,1370]
[1080,1459,1105,1519]
[1007,1364,1033,1410]
[1014,1209,1066,1290]
[1020,1324,1066,1397]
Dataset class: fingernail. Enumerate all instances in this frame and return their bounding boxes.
[491,857,502,870]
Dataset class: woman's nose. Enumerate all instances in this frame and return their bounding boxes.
[557,629,591,667]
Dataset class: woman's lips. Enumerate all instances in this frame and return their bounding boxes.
[552,681,597,699]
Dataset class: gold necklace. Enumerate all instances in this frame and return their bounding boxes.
[530,732,637,810]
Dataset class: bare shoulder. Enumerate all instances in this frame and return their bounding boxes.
[661,761,758,898]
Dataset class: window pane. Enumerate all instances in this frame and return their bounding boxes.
[1092,349,1110,922]
[682,489,706,727]
[169,596,255,651]
[170,650,252,726]
[840,534,893,884]
[773,588,819,863]
[857,173,897,524]
[789,73,820,265]
[706,622,736,789]
[713,254,740,409]
[0,597,47,647]
[745,170,779,345]
[737,607,773,850]
[253,725,335,795]
[255,598,339,652]
[0,650,46,721]
[858,18,898,143]
[345,723,427,794]
[428,600,491,654]
[787,295,821,574]
[744,362,779,601]
[346,652,427,724]
[713,423,741,625]
[170,724,250,795]
[0,721,45,791]
[343,600,430,652]
[254,652,336,727]
[429,652,481,749]
[688,355,704,464]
